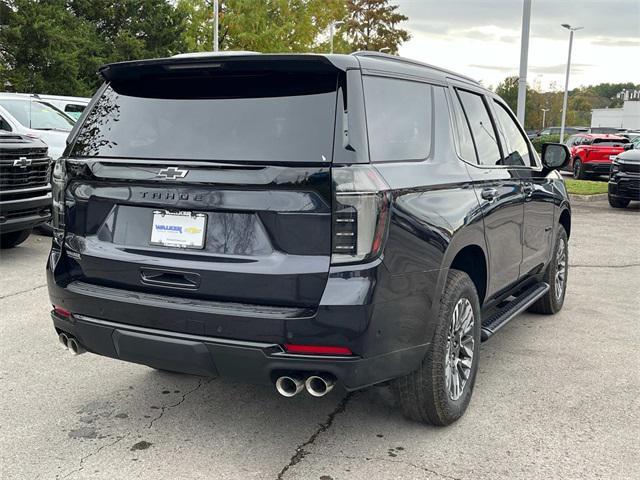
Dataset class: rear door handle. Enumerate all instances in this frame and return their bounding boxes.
[481,187,498,201]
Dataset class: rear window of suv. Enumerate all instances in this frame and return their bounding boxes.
[71,72,338,163]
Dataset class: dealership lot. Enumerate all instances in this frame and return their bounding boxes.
[1,199,638,480]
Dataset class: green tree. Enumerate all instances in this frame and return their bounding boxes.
[338,0,410,54]
[1,0,187,96]
[0,0,103,95]
[177,0,345,53]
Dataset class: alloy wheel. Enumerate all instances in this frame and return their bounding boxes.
[445,298,475,401]
[555,239,567,300]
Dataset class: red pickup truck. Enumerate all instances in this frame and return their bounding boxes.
[565,134,630,179]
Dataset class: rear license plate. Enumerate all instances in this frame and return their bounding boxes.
[150,211,207,249]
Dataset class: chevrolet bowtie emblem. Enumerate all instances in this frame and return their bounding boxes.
[157,166,188,179]
[13,157,32,168]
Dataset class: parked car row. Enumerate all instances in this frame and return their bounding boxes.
[0,93,90,246]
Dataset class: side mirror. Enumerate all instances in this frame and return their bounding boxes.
[541,143,570,170]
[624,143,634,151]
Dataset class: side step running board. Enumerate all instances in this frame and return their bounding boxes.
[481,282,550,341]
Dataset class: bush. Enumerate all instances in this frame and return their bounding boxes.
[531,134,562,154]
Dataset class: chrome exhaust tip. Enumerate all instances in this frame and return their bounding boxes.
[58,333,69,349]
[305,375,335,397]
[275,375,304,397]
[67,337,86,356]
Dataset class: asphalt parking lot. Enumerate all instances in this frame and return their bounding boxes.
[1,199,639,480]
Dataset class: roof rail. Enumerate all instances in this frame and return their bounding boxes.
[351,51,479,85]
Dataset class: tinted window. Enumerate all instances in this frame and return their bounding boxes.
[72,73,337,162]
[592,138,629,146]
[0,99,74,131]
[0,115,11,132]
[449,90,477,162]
[363,76,431,162]
[457,90,501,166]
[493,101,533,166]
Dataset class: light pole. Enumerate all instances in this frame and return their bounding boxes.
[213,0,219,52]
[329,21,344,54]
[541,108,549,129]
[559,24,583,142]
[516,0,532,125]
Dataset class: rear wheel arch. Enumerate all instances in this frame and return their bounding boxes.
[559,208,571,239]
[448,245,487,306]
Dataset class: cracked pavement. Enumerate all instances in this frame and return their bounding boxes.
[1,199,639,479]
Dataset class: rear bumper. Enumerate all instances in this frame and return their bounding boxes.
[51,311,427,391]
[0,189,52,234]
[583,162,612,174]
[47,254,436,390]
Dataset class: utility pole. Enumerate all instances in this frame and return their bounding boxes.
[516,0,532,125]
[559,24,583,142]
[213,0,219,52]
[541,108,549,129]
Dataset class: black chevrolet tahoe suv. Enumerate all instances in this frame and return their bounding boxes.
[0,133,52,248]
[47,52,572,425]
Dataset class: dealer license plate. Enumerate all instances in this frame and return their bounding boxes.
[150,211,207,249]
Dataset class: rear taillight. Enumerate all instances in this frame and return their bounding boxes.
[331,165,391,265]
[51,158,66,246]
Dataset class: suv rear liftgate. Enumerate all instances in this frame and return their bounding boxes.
[47,55,409,389]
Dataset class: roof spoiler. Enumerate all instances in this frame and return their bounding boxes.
[98,53,353,83]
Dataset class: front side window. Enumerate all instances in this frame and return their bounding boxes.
[0,99,73,131]
[72,72,338,162]
[363,76,432,162]
[456,90,501,166]
[492,101,534,166]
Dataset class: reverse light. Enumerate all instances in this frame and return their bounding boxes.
[284,344,353,356]
[331,165,391,265]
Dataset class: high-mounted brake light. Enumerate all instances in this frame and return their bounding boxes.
[331,165,391,265]
[284,344,353,356]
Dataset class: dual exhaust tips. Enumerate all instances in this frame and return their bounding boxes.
[275,373,335,398]
[58,332,86,355]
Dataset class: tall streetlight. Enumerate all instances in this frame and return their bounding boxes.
[329,21,344,54]
[213,0,219,52]
[541,108,549,129]
[559,24,583,142]
[516,0,532,125]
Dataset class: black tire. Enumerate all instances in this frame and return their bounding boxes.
[0,229,32,249]
[608,195,630,209]
[528,226,568,314]
[573,159,586,180]
[394,270,481,426]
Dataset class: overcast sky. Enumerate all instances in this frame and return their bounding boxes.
[396,0,640,90]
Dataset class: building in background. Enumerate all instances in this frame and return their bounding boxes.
[591,100,640,130]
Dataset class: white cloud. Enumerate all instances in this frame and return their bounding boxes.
[396,0,640,88]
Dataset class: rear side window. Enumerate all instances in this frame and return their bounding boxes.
[71,72,338,163]
[449,90,477,162]
[363,76,431,162]
[492,101,534,166]
[457,90,501,166]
